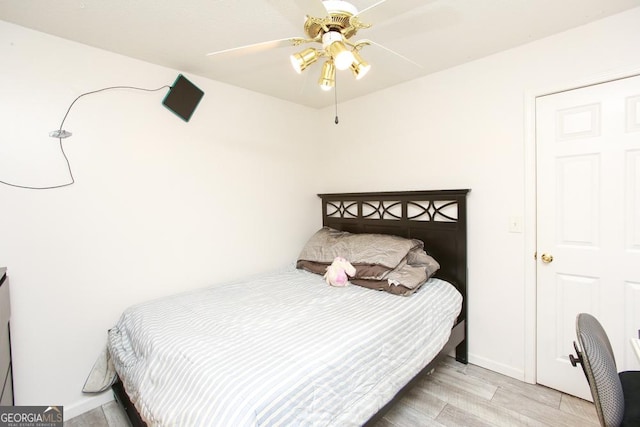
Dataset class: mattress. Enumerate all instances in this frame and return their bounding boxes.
[108,266,462,426]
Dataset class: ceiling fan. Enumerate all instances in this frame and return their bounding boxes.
[206,0,423,92]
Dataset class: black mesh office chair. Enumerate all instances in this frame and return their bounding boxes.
[570,313,640,427]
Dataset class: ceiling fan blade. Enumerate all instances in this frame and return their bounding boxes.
[353,0,387,19]
[356,39,422,68]
[355,0,433,25]
[206,37,305,57]
[293,0,328,18]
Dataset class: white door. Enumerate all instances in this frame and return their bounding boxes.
[536,74,640,400]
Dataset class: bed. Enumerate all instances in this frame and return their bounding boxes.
[107,189,469,426]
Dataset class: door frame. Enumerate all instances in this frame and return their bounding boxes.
[523,65,640,384]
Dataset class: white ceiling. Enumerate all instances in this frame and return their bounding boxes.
[2,0,639,109]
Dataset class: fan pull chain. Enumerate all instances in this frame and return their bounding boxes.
[334,73,339,124]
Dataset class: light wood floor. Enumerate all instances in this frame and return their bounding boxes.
[371,357,598,427]
[64,357,598,427]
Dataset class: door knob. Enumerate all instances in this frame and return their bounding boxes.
[541,253,554,263]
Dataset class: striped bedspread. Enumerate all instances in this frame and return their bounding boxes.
[108,267,462,426]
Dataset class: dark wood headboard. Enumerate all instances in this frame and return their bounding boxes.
[318,189,469,362]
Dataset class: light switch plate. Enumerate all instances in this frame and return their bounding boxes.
[509,216,523,233]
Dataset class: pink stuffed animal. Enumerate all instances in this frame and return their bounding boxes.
[324,257,356,287]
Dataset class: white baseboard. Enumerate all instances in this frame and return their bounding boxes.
[468,353,526,382]
[63,391,114,421]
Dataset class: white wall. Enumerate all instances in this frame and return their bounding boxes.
[0,21,321,417]
[317,7,640,380]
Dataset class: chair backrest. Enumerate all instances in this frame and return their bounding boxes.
[575,313,624,427]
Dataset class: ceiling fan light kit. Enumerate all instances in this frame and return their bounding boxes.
[287,0,375,90]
